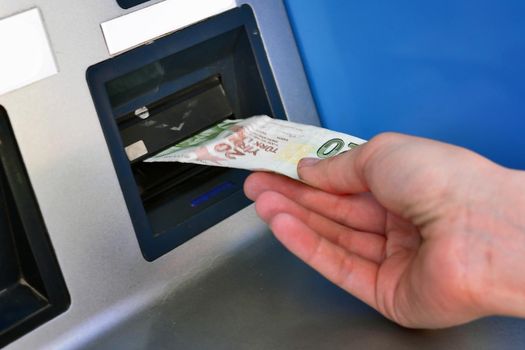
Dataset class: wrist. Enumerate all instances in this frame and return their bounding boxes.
[476,167,525,318]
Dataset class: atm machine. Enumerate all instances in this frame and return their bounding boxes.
[1,1,524,349]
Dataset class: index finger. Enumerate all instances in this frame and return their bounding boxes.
[269,213,379,309]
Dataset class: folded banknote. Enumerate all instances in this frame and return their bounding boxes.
[145,115,366,179]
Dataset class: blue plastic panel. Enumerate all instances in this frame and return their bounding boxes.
[284,0,525,169]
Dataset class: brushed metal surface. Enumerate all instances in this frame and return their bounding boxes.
[83,233,525,350]
[0,1,523,349]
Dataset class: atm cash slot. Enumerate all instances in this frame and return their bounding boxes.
[87,6,286,260]
[119,75,235,216]
[119,75,233,164]
[135,162,208,207]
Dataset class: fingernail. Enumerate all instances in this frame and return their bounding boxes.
[298,157,320,168]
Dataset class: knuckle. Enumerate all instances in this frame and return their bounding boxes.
[255,191,286,218]
[333,195,351,224]
[354,132,408,184]
[336,255,355,287]
[307,236,324,265]
[335,230,349,248]
[370,132,405,146]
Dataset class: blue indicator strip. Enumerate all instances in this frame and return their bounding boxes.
[190,181,236,207]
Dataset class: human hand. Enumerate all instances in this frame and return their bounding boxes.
[244,133,525,328]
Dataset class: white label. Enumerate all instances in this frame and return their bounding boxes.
[0,8,58,96]
[101,0,236,55]
[125,140,148,161]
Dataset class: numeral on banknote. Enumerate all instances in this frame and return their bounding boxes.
[317,138,345,158]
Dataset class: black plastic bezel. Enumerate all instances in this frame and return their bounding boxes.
[0,106,70,348]
[87,6,286,261]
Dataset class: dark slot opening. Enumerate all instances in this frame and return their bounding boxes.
[116,75,233,163]
[87,6,286,260]
[0,106,69,348]
[115,74,235,209]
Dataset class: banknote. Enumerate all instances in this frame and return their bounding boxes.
[145,115,366,179]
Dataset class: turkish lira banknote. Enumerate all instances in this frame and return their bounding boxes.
[145,115,366,179]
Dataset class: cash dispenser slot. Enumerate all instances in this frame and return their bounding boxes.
[122,75,234,208]
[118,75,233,164]
[87,6,286,260]
[0,107,69,348]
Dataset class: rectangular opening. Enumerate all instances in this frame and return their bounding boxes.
[0,106,69,348]
[88,6,286,260]
[116,0,151,9]
[117,75,233,163]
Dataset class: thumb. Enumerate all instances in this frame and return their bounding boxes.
[297,133,426,216]
[298,132,472,222]
[297,136,378,195]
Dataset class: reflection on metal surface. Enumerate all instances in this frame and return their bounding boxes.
[82,233,525,350]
